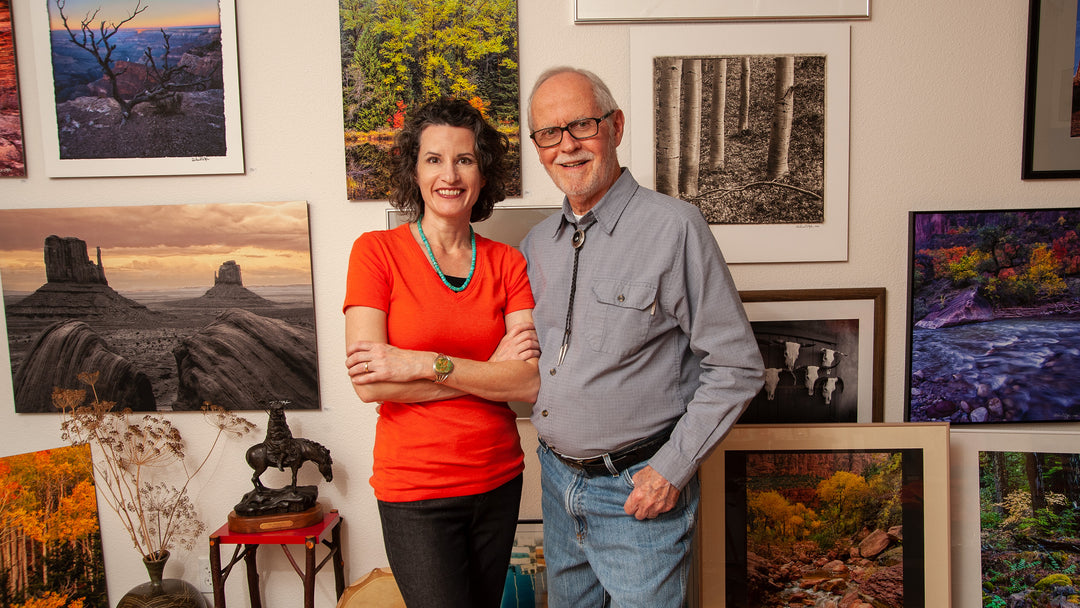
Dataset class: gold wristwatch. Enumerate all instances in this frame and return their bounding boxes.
[433,353,454,383]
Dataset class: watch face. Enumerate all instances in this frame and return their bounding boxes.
[434,355,453,374]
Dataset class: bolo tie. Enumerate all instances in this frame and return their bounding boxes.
[557,219,595,366]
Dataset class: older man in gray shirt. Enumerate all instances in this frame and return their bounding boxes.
[520,66,764,607]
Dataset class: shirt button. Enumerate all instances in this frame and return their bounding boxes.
[541,410,549,417]
[549,368,557,375]
[617,294,625,302]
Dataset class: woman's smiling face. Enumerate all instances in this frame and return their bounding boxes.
[415,124,486,220]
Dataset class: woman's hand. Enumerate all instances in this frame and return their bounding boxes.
[490,322,539,362]
[344,305,539,404]
[346,341,430,385]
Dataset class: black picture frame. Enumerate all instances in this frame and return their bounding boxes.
[1021,0,1080,179]
[906,208,1080,423]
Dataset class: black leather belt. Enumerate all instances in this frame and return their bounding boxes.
[546,426,674,477]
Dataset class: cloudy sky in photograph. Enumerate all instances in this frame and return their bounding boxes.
[0,201,313,292]
[48,0,221,30]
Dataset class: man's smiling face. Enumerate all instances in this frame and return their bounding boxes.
[529,71,624,214]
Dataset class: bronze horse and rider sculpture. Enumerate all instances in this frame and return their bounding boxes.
[233,400,334,520]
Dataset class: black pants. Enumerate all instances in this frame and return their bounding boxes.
[377,474,523,608]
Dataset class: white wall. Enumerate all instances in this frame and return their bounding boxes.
[1,1,1078,606]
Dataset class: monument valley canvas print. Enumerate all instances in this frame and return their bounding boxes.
[906,208,1080,424]
[0,201,318,412]
[30,0,243,176]
[0,0,24,177]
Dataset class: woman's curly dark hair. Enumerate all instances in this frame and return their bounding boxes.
[389,98,510,223]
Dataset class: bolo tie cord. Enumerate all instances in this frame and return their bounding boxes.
[558,220,595,366]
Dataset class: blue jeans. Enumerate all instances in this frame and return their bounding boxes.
[538,444,699,608]
[377,474,523,608]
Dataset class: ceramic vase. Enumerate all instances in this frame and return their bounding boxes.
[116,551,207,608]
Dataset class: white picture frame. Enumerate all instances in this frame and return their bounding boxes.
[629,23,851,263]
[949,428,1080,607]
[574,0,870,23]
[28,0,244,177]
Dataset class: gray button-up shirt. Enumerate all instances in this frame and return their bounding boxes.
[520,169,764,489]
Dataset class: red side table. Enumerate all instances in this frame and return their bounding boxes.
[208,509,345,608]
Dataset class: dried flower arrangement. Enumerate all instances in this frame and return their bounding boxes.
[53,371,255,560]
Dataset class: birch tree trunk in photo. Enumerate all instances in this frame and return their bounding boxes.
[738,56,751,133]
[989,451,1007,518]
[1067,454,1080,507]
[1026,452,1047,513]
[766,55,795,180]
[708,58,727,171]
[655,57,682,197]
[678,58,702,197]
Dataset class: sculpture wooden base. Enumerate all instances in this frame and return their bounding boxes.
[227,503,324,533]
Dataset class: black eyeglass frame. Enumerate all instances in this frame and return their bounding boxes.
[529,110,616,148]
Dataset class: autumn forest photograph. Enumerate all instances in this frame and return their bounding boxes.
[339,0,520,200]
[725,449,920,608]
[907,209,1080,424]
[980,450,1080,608]
[0,445,107,608]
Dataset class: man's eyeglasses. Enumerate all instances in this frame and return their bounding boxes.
[529,110,615,148]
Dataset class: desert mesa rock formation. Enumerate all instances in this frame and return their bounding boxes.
[6,236,319,412]
[6,235,157,322]
[165,260,278,308]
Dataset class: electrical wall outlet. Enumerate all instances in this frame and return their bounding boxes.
[197,556,214,594]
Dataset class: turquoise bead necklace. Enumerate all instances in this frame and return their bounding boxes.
[417,213,476,292]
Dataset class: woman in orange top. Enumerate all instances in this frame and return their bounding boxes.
[343,98,539,608]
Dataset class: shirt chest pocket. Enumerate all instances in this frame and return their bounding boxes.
[584,279,658,356]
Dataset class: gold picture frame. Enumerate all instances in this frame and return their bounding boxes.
[697,423,951,606]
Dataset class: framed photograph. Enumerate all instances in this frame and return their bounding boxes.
[504,519,546,607]
[630,24,850,263]
[574,0,869,23]
[389,205,558,418]
[339,0,521,200]
[1,444,109,608]
[0,201,318,412]
[1,0,26,177]
[697,423,951,607]
[28,0,244,177]
[906,208,1080,424]
[950,428,1080,607]
[739,289,885,424]
[1021,0,1080,179]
